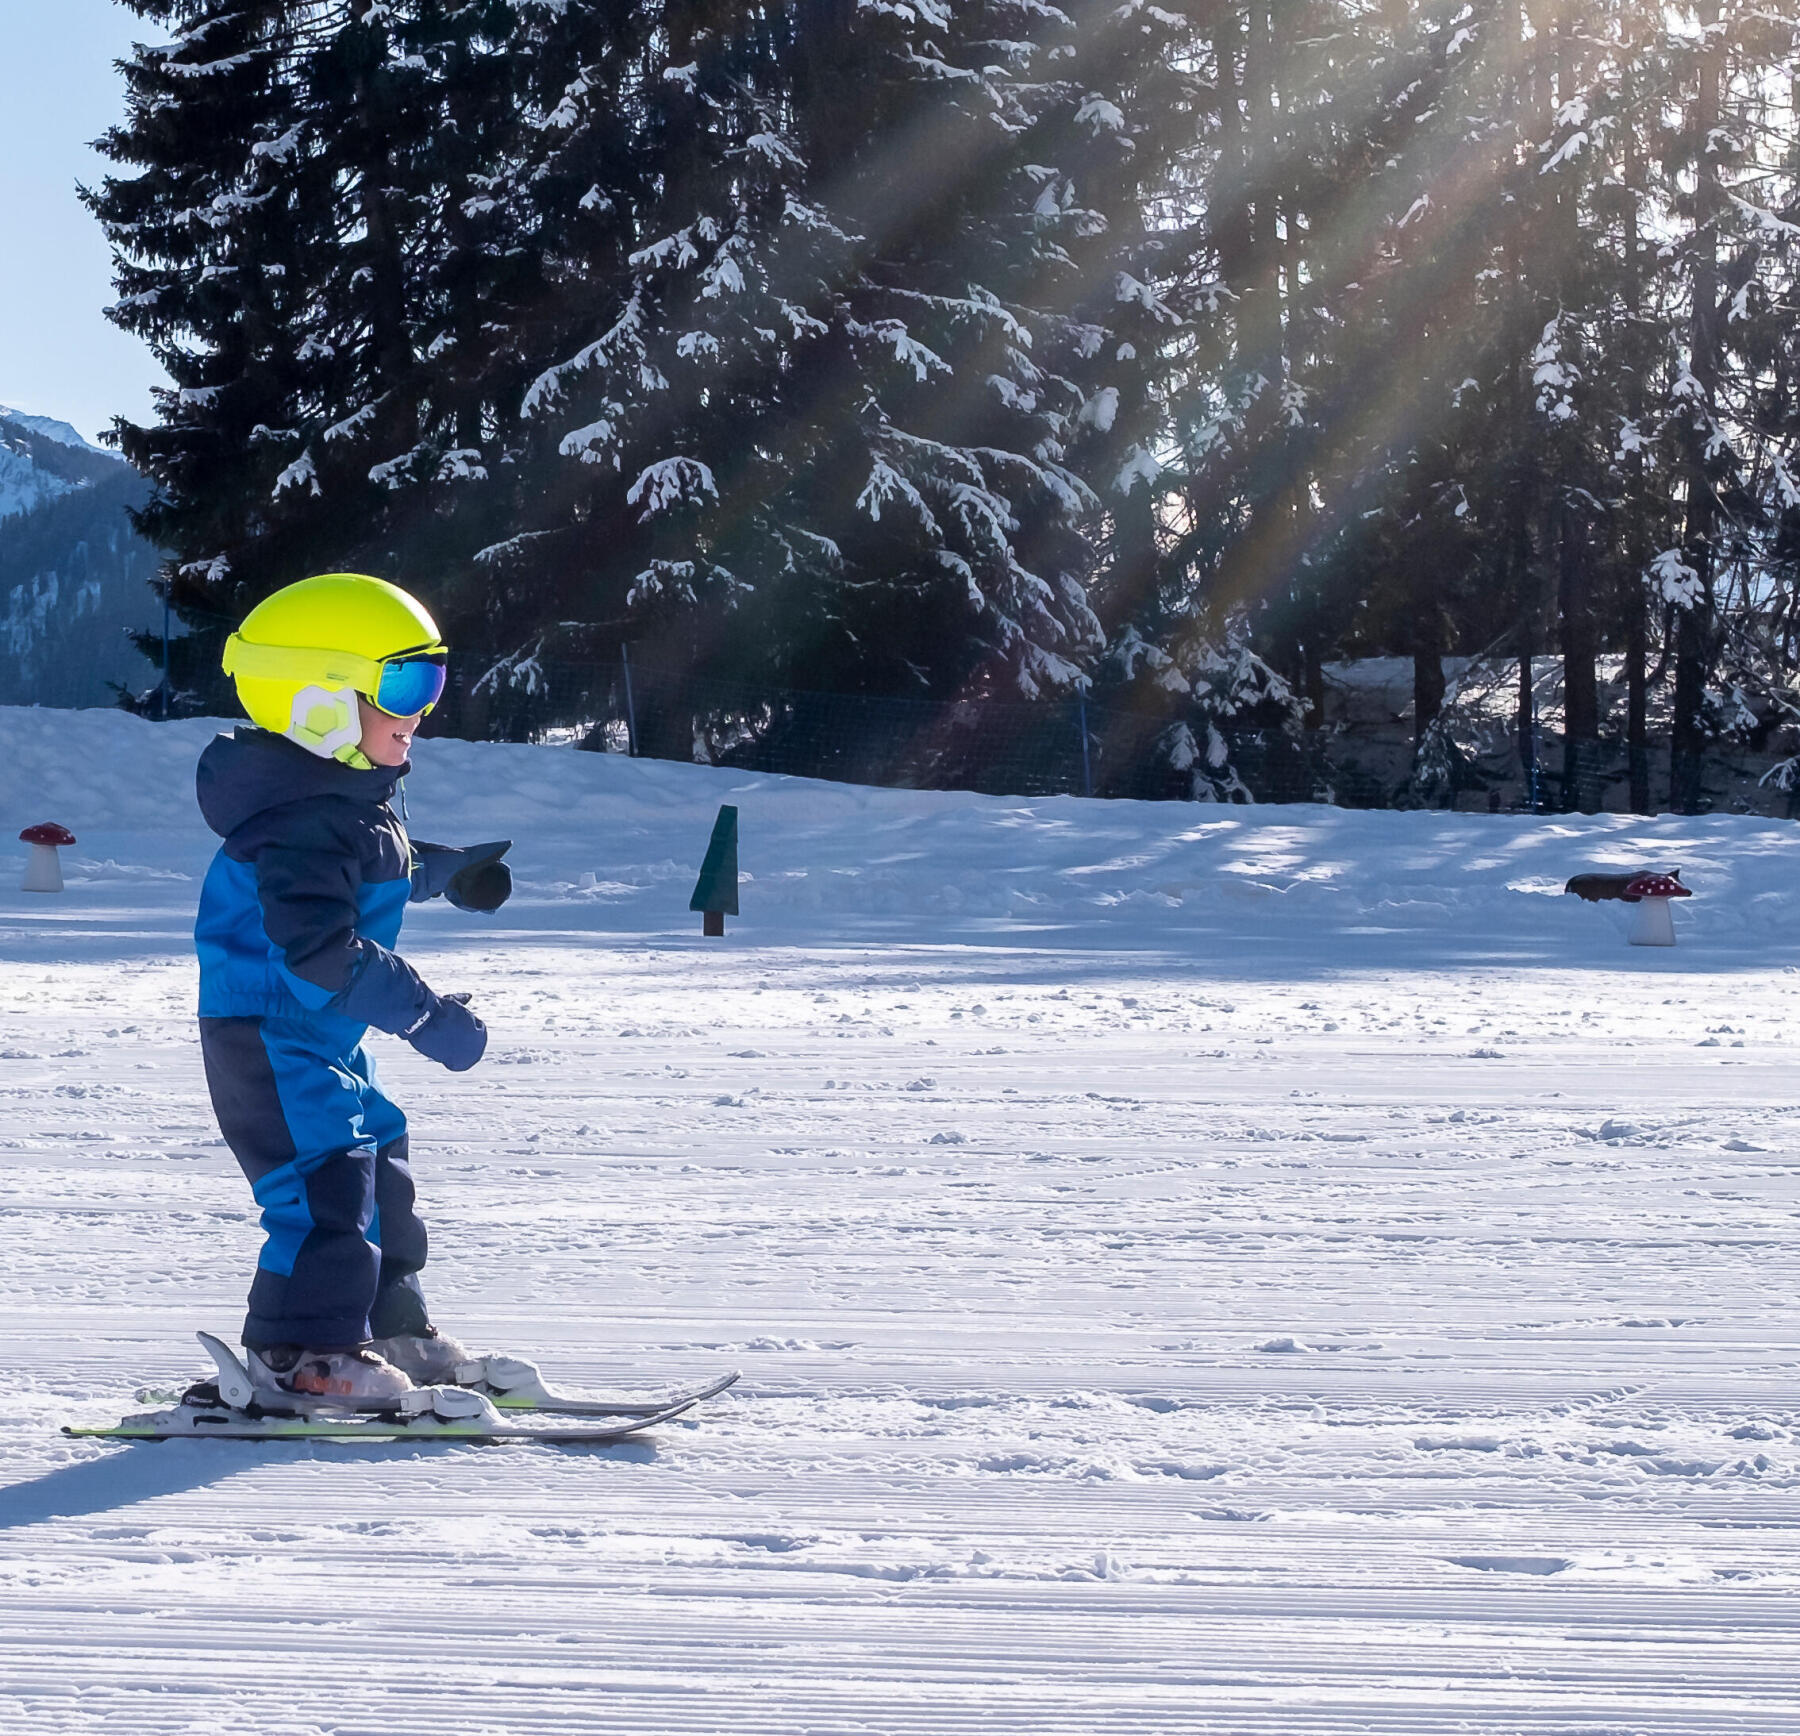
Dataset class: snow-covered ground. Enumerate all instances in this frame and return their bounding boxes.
[2,706,1797,1734]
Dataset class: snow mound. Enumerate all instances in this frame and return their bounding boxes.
[0,704,1795,964]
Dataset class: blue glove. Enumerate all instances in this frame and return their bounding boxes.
[403,991,487,1071]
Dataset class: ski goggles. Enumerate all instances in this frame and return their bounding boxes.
[223,635,450,717]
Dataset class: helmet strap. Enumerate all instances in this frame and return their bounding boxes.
[286,685,362,760]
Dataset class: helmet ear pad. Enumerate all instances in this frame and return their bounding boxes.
[286,685,363,758]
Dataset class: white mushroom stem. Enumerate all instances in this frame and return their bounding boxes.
[21,842,66,894]
[1628,896,1677,948]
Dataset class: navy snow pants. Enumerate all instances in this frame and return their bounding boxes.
[200,1015,432,1350]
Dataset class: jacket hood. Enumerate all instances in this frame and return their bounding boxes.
[197,727,406,841]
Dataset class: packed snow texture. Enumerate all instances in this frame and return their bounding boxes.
[2,706,1798,1734]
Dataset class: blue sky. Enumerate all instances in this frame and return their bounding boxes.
[0,0,169,444]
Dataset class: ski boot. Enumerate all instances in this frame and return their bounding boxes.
[247,1342,415,1406]
[371,1326,477,1385]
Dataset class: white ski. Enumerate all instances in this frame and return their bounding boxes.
[67,1333,735,1446]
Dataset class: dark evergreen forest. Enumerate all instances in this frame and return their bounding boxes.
[89,0,1800,810]
[0,417,164,708]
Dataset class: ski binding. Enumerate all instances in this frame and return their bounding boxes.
[443,1353,741,1416]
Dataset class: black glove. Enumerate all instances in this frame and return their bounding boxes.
[447,854,512,913]
[403,991,487,1071]
[410,840,512,908]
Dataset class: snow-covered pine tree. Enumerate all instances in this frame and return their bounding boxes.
[1433,0,1641,811]
[1105,0,1388,792]
[1174,0,1701,811]
[326,0,533,629]
[486,0,1157,757]
[1294,0,1800,814]
[784,0,1112,708]
[248,1,530,624]
[1318,0,1679,810]
[93,0,529,704]
[1035,0,1329,798]
[89,1,314,703]
[1651,0,1800,811]
[425,0,654,738]
[1404,0,1800,814]
[480,0,809,751]
[1598,4,1681,812]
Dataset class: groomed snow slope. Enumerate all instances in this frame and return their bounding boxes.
[1,707,1797,1735]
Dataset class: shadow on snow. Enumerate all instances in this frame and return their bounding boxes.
[0,1435,662,1530]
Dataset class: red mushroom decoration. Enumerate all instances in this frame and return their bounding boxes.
[19,822,76,894]
[1619,872,1690,902]
[1620,870,1691,947]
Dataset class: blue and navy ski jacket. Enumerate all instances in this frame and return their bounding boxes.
[195,728,447,1036]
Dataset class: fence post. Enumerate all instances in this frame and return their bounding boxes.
[1078,693,1093,798]
[620,643,639,757]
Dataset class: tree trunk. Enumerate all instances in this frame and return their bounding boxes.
[1517,626,1535,810]
[1627,593,1650,812]
[348,3,411,408]
[1413,601,1444,753]
[1546,8,1598,813]
[1670,602,1710,814]
[1241,1,1281,397]
[1496,0,1538,812]
[1234,0,1284,585]
[1508,443,1537,808]
[1671,1,1724,814]
[1303,636,1324,732]
[1621,56,1651,814]
[1558,502,1599,811]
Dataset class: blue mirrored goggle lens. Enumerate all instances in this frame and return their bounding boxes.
[373,656,447,717]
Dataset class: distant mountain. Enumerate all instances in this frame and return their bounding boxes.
[0,405,106,456]
[0,408,167,708]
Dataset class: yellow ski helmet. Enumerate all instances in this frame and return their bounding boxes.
[222,573,449,759]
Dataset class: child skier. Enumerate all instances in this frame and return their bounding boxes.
[195,572,512,1404]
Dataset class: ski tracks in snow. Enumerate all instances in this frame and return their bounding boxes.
[2,940,1799,1730]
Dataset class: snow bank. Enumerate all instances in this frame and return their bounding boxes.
[1,704,1794,964]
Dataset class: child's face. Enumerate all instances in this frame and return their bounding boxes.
[357,695,423,767]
